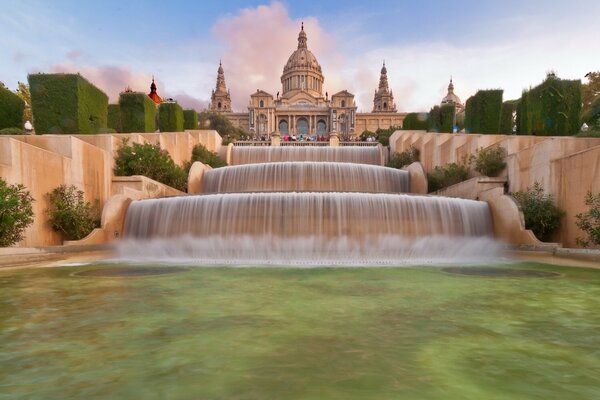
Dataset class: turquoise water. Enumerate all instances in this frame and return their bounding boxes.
[0,263,599,399]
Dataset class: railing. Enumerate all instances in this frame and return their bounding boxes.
[280,141,329,146]
[232,140,381,147]
[233,141,271,146]
[339,142,379,147]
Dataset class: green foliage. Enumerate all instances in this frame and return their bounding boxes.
[517,74,581,136]
[158,102,184,132]
[28,73,108,134]
[427,106,441,132]
[581,96,600,134]
[402,112,429,130]
[374,126,400,146]
[0,127,26,135]
[199,111,245,144]
[0,178,34,247]
[183,109,199,130]
[440,104,456,133]
[512,182,564,241]
[15,82,31,123]
[119,92,156,133]
[46,185,100,241]
[107,104,122,132]
[473,145,507,177]
[388,146,420,169]
[427,162,469,193]
[575,191,600,247]
[184,143,227,171]
[499,100,518,134]
[360,130,376,140]
[113,139,187,192]
[464,89,503,134]
[581,71,600,118]
[0,85,25,130]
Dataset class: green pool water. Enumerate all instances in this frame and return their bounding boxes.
[0,262,599,399]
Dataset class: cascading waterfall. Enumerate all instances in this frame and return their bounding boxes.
[202,162,410,193]
[117,146,501,265]
[230,146,382,166]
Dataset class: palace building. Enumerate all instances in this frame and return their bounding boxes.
[209,23,406,139]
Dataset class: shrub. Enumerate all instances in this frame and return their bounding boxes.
[0,179,34,246]
[46,185,100,241]
[114,139,187,191]
[28,73,108,134]
[374,126,400,146]
[158,102,184,132]
[388,146,420,169]
[575,191,600,247]
[199,111,245,144]
[183,109,199,130]
[464,89,503,134]
[440,104,456,133]
[499,100,518,134]
[427,162,469,192]
[473,145,507,177]
[119,92,156,133]
[0,85,25,130]
[184,143,227,171]
[427,106,441,132]
[0,127,26,135]
[107,103,122,132]
[512,182,564,241]
[402,112,429,130]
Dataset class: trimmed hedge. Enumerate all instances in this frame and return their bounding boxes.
[107,104,121,132]
[402,112,428,130]
[499,100,518,134]
[0,86,25,130]
[158,102,184,132]
[119,92,156,133]
[183,109,199,130]
[28,73,108,134]
[517,75,581,136]
[427,106,441,132]
[440,104,456,133]
[464,89,503,134]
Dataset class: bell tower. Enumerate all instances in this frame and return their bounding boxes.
[209,61,232,112]
[372,61,397,113]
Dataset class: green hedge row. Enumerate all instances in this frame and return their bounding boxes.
[499,100,518,134]
[0,86,25,130]
[29,73,108,134]
[183,109,199,130]
[516,76,581,136]
[107,104,121,132]
[427,106,441,132]
[464,89,503,134]
[159,102,184,132]
[402,112,429,130]
[424,104,455,133]
[119,92,156,133]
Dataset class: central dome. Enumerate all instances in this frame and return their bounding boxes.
[280,23,324,99]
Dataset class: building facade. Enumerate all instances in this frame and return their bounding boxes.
[209,24,406,139]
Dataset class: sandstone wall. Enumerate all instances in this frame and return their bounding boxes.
[390,130,600,247]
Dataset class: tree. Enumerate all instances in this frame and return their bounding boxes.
[582,71,600,117]
[0,178,34,246]
[199,111,245,144]
[15,82,32,124]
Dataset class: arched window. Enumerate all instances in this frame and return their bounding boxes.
[259,100,264,108]
[279,120,288,134]
[316,120,327,136]
[383,102,387,110]
[297,118,308,136]
[341,100,346,108]
[218,102,222,109]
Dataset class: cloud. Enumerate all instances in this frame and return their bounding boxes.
[212,2,346,111]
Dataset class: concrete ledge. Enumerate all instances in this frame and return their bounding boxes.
[403,162,427,194]
[188,162,213,194]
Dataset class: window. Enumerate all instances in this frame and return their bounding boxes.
[218,102,222,109]
[341,100,346,108]
[383,102,387,110]
[259,100,264,108]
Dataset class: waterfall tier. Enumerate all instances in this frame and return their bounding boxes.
[230,146,382,166]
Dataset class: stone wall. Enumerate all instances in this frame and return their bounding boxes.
[355,112,406,133]
[0,130,222,247]
[390,130,600,247]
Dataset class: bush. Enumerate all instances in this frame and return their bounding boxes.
[427,162,469,192]
[114,139,187,191]
[517,74,581,136]
[28,73,108,134]
[0,85,25,130]
[107,103,122,132]
[119,92,156,133]
[512,182,564,241]
[427,106,441,132]
[575,191,600,247]
[183,109,199,130]
[374,126,400,146]
[388,146,420,169]
[499,100,518,134]
[199,111,245,144]
[0,127,26,135]
[158,102,184,132]
[440,104,456,133]
[46,185,100,241]
[184,143,227,171]
[473,145,507,177]
[464,89,503,134]
[0,179,34,246]
[402,112,428,130]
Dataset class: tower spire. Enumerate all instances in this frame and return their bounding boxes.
[372,61,396,112]
[210,60,232,112]
[298,22,307,49]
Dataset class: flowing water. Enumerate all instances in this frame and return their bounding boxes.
[230,146,383,165]
[202,162,410,193]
